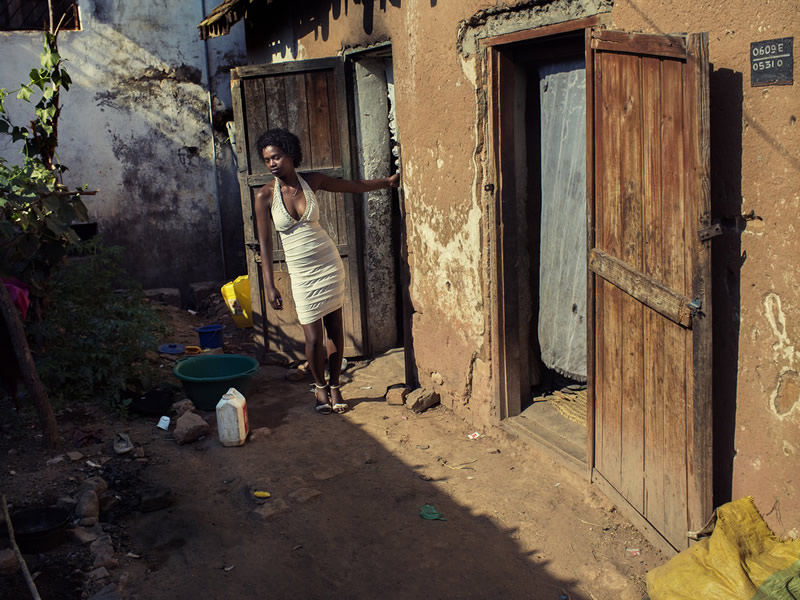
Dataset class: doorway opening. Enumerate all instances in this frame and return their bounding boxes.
[493,29,589,470]
[348,45,416,385]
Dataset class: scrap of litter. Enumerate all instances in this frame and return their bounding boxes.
[438,457,477,471]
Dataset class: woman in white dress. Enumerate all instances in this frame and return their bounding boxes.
[254,129,399,414]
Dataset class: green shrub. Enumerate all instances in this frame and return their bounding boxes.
[26,238,168,410]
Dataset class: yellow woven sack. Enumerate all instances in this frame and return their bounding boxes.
[646,497,800,600]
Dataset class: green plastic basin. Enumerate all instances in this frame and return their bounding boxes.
[172,354,259,410]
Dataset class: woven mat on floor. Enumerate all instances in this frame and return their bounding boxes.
[545,388,587,426]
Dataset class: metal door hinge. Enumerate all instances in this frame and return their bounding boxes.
[698,222,722,242]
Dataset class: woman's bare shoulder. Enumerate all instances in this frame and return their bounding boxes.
[255,181,274,206]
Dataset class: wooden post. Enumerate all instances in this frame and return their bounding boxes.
[0,283,60,450]
[2,495,43,600]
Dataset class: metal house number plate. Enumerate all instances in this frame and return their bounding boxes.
[751,37,793,86]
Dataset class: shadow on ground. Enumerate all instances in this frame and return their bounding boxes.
[121,351,598,599]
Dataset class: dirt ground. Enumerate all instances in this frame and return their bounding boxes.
[1,301,666,600]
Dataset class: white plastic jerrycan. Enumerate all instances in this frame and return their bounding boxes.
[216,387,249,447]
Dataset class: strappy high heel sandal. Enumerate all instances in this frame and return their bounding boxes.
[314,383,331,415]
[329,384,348,414]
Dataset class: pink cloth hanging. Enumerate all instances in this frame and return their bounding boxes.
[3,278,30,320]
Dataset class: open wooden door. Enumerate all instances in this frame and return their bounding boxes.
[587,30,712,552]
[230,58,365,361]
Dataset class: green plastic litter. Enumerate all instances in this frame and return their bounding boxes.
[420,504,447,521]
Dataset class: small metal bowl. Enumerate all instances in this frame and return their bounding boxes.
[11,506,70,552]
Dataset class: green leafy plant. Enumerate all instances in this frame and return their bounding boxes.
[26,238,168,410]
[0,32,88,293]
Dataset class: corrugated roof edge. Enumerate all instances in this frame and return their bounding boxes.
[198,0,269,40]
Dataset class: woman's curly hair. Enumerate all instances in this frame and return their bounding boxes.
[256,128,303,167]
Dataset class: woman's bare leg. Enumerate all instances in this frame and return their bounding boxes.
[323,308,346,409]
[302,319,329,408]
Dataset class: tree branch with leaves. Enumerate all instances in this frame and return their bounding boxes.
[0,31,90,449]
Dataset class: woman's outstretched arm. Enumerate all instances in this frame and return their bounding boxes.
[307,172,400,194]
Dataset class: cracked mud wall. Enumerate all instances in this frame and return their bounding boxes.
[612,0,800,537]
[243,0,609,428]
[0,0,247,291]
[226,0,797,531]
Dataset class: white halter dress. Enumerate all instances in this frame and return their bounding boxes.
[271,176,345,325]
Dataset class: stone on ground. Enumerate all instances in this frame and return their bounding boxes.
[90,535,118,569]
[405,388,440,413]
[80,477,109,496]
[172,399,195,417]
[386,385,410,405]
[253,498,289,520]
[0,548,19,575]
[70,523,103,544]
[75,490,100,521]
[174,412,209,444]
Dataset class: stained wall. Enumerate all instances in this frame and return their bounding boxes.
[0,0,248,292]
[4,0,791,537]
[243,0,799,538]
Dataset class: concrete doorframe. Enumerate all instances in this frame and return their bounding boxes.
[350,48,402,356]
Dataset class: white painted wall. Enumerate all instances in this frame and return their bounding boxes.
[0,0,247,293]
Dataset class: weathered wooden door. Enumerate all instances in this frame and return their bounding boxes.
[230,58,365,360]
[588,31,711,551]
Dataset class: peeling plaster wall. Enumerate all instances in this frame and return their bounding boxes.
[0,0,247,291]
[244,0,799,533]
[243,0,608,424]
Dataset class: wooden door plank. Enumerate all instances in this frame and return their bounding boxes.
[246,167,344,189]
[242,78,268,177]
[489,47,509,421]
[246,246,266,358]
[618,52,645,513]
[659,56,690,547]
[235,57,340,78]
[684,32,713,534]
[264,75,288,130]
[285,74,312,159]
[306,71,334,168]
[593,46,607,476]
[232,75,265,357]
[597,49,624,491]
[327,69,343,168]
[585,26,597,477]
[492,47,523,421]
[231,78,254,242]
[588,250,692,327]
[641,54,667,529]
[591,30,687,59]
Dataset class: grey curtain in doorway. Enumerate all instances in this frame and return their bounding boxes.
[537,59,587,382]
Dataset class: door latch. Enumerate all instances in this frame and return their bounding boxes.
[687,298,703,318]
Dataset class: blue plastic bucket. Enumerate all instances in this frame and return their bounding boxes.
[196,324,224,349]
